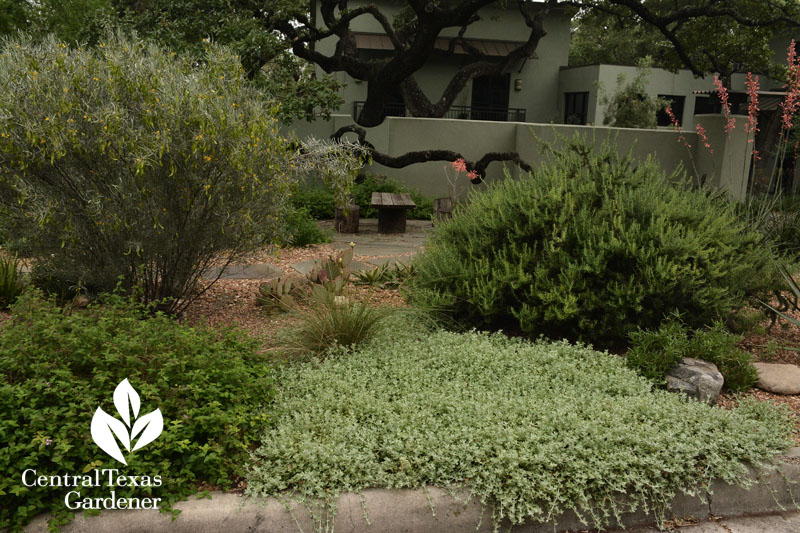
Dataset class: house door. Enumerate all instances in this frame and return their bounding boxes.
[471,74,510,121]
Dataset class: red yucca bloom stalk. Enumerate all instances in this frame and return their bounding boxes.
[714,76,736,133]
[745,72,761,161]
[781,39,800,131]
[696,123,713,154]
[666,107,691,148]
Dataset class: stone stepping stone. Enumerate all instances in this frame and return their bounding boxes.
[203,264,282,280]
[291,259,369,276]
[754,363,800,395]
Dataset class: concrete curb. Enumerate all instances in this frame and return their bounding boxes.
[23,449,800,532]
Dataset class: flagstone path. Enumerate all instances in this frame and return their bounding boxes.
[208,218,431,280]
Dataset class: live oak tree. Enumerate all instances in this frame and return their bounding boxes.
[10,0,799,175]
[262,0,800,175]
[569,2,792,81]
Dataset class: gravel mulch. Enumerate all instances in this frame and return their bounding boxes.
[182,244,409,350]
[717,390,800,445]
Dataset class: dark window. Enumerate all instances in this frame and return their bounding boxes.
[657,95,686,126]
[564,92,589,124]
[381,85,406,119]
[694,95,721,115]
[471,74,510,121]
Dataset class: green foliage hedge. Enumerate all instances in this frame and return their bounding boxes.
[277,207,330,247]
[0,291,273,531]
[293,174,434,220]
[0,33,295,313]
[407,138,776,347]
[627,320,758,391]
[246,329,793,531]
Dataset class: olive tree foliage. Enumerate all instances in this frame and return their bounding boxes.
[599,61,668,129]
[0,33,362,314]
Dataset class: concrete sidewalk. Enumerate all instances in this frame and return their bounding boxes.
[23,448,800,533]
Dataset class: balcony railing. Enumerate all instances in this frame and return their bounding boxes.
[352,102,526,123]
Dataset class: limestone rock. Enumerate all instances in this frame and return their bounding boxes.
[665,358,724,404]
[753,363,800,395]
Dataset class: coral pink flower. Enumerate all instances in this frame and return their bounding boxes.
[745,73,760,136]
[714,76,736,134]
[466,170,479,181]
[666,107,691,149]
[450,158,467,173]
[780,40,800,131]
[696,123,713,154]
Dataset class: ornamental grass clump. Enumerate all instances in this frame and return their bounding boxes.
[406,136,776,347]
[278,284,390,358]
[246,330,793,531]
[0,33,297,314]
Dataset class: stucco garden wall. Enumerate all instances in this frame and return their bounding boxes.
[290,114,751,201]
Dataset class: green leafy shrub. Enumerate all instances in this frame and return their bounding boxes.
[407,137,776,347]
[278,207,330,247]
[599,60,667,129]
[289,186,337,220]
[292,174,433,220]
[627,320,758,391]
[247,330,792,531]
[0,33,296,314]
[625,319,687,382]
[0,253,25,309]
[690,323,759,392]
[353,174,433,219]
[0,290,273,531]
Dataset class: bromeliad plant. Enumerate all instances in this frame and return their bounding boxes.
[353,261,416,289]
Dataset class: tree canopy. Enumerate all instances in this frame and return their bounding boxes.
[4,0,799,174]
[569,2,789,80]
[260,0,800,127]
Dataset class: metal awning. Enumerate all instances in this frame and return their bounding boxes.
[353,32,527,57]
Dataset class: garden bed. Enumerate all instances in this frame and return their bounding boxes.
[244,327,795,531]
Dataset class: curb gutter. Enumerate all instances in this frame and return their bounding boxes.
[23,448,800,532]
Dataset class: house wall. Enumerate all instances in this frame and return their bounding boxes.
[558,64,723,129]
[290,114,750,201]
[312,0,570,123]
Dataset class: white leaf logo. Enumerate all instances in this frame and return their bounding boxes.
[91,379,164,465]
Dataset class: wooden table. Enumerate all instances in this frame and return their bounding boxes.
[371,192,416,234]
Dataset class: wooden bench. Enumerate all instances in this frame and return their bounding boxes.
[371,192,416,234]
